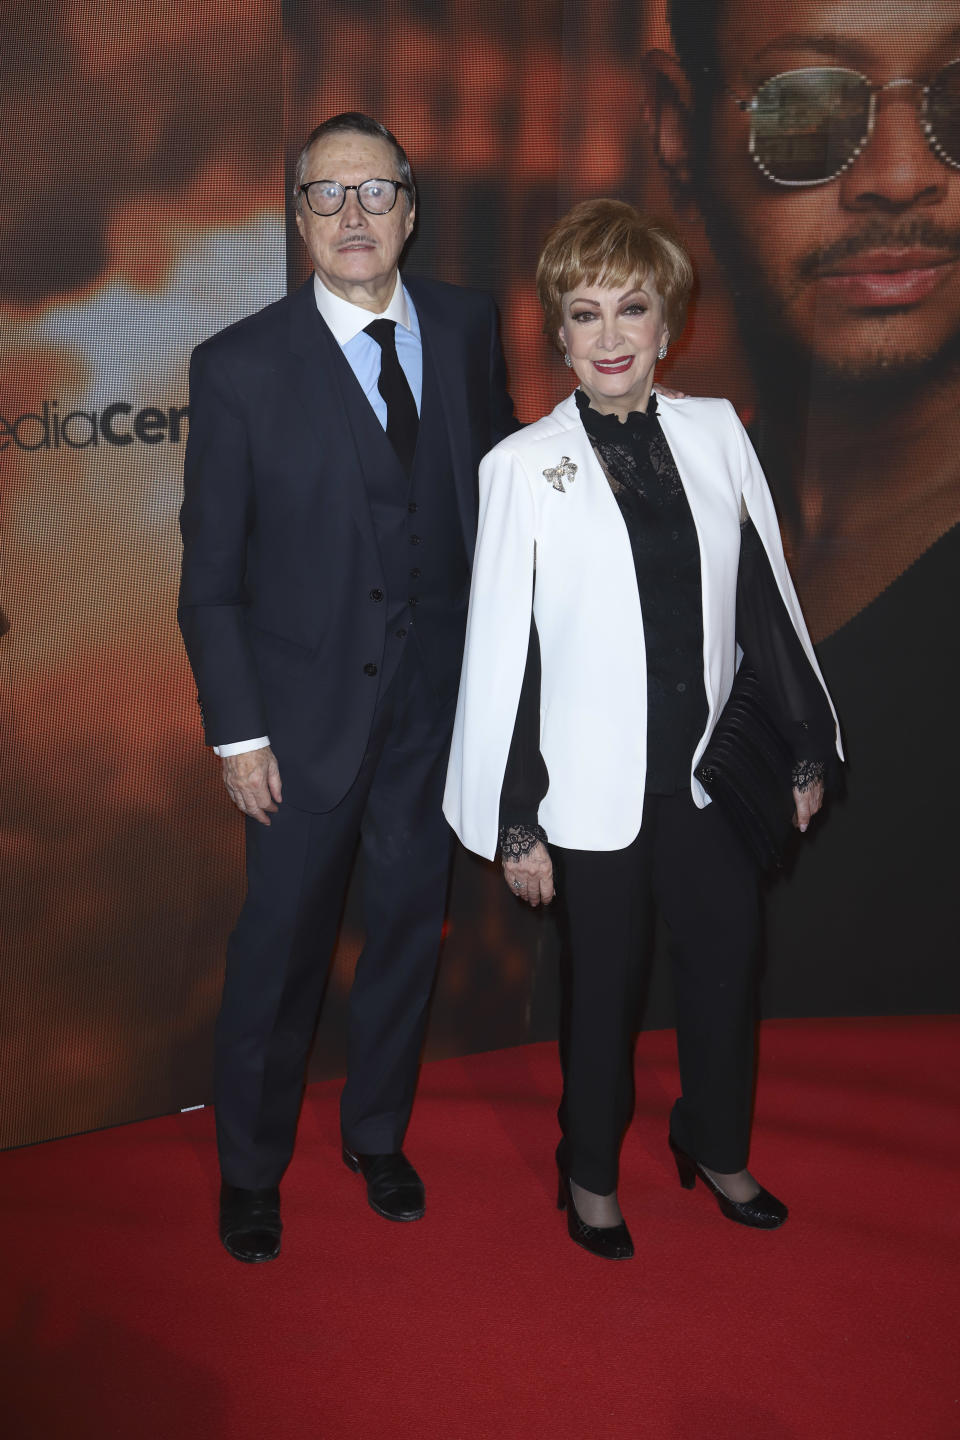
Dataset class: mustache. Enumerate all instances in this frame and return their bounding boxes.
[798,220,960,278]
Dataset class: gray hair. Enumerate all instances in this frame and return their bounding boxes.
[293,111,416,214]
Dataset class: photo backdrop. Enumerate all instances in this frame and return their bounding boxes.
[3,0,958,1148]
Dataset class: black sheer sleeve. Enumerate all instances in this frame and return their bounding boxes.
[736,520,837,780]
[497,610,550,861]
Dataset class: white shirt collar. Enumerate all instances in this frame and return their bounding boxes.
[313,272,412,346]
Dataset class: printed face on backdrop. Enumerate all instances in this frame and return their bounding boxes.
[559,278,670,414]
[294,131,415,307]
[659,0,960,384]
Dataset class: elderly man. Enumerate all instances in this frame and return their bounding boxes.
[646,3,960,1010]
[179,112,516,1262]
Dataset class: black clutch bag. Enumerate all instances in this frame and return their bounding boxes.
[694,662,795,870]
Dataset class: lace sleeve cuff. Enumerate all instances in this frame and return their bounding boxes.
[791,758,825,793]
[499,821,548,863]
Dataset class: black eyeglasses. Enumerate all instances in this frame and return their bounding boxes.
[732,59,960,186]
[298,178,408,216]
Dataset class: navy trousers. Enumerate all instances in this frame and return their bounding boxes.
[214,644,455,1189]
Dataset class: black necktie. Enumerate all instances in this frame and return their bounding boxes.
[364,318,420,475]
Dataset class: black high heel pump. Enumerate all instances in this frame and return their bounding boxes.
[556,1151,634,1260]
[669,1135,788,1229]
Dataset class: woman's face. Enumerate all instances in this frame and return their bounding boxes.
[558,275,669,415]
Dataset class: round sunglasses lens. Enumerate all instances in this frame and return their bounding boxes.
[927,60,960,170]
[752,68,871,183]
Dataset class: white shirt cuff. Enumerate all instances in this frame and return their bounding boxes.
[213,736,270,757]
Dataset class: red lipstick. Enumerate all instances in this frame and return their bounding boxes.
[592,355,635,374]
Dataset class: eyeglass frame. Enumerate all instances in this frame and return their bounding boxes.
[298,178,411,216]
[730,59,960,187]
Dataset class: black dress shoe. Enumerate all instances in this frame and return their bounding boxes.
[669,1135,788,1230]
[219,1183,282,1263]
[556,1165,634,1260]
[342,1146,425,1221]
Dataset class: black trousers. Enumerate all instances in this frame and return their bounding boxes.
[214,644,455,1189]
[553,791,760,1195]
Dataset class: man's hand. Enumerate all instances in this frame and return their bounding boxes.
[502,840,555,907]
[653,382,687,399]
[792,777,824,833]
[222,745,282,825]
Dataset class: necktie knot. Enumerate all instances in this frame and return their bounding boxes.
[364,318,397,350]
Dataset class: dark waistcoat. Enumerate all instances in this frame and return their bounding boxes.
[359,341,470,701]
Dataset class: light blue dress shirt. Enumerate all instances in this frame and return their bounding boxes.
[315,272,422,424]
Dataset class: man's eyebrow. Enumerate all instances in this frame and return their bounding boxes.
[751,34,873,68]
[751,26,960,69]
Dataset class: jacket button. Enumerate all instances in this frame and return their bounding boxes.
[395,628,407,639]
[410,568,421,580]
[364,662,378,676]
[408,501,418,513]
[369,588,384,602]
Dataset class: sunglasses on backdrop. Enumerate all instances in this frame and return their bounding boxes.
[299,178,409,216]
[733,60,960,186]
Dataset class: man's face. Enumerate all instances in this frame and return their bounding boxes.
[295,131,414,305]
[698,0,960,380]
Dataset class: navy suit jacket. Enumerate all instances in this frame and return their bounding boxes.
[178,275,517,812]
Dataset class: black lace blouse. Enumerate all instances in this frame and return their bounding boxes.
[497,391,835,861]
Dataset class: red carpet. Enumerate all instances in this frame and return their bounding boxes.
[2,1017,958,1440]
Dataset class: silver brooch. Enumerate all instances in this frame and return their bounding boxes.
[543,456,577,493]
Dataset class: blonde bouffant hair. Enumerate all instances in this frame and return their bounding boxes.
[536,199,694,349]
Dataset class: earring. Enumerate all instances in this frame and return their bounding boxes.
[657,343,668,360]
[563,352,573,368]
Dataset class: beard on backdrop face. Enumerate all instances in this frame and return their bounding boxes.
[696,177,960,404]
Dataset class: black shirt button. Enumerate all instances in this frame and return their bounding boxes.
[410,568,422,580]
[408,596,419,607]
[363,662,378,676]
[395,628,407,639]
[410,534,421,545]
[408,501,418,513]
[369,588,384,602]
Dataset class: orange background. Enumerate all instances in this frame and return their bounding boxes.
[2,1,957,1149]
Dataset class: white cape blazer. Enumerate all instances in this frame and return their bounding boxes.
[443,391,842,859]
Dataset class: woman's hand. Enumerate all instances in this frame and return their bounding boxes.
[792,777,825,833]
[502,840,555,907]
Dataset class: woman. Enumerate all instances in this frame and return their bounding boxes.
[444,200,842,1260]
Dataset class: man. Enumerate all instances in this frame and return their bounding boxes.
[178,113,516,1262]
[645,3,960,1012]
[649,0,960,639]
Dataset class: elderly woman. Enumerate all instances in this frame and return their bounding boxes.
[443,200,842,1260]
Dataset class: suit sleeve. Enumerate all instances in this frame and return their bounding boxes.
[177,342,267,747]
[485,295,520,447]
